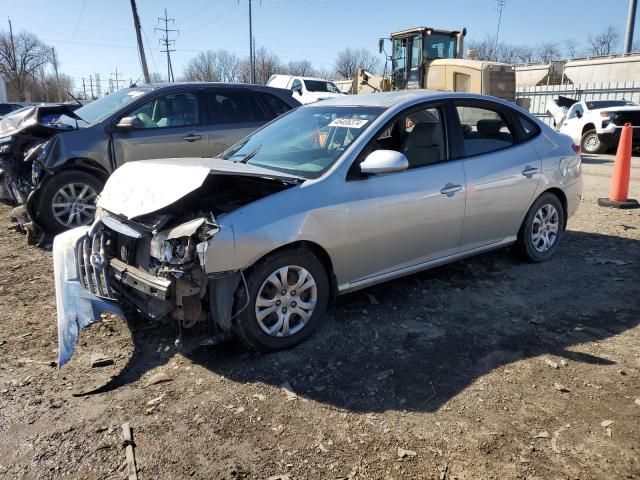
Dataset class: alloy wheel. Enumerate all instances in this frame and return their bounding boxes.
[255,265,318,337]
[531,204,559,253]
[51,182,98,228]
[584,134,601,153]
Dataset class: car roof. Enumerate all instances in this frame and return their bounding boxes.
[137,82,290,93]
[304,90,450,108]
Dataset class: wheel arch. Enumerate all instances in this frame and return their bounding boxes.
[243,240,339,304]
[581,123,596,136]
[539,187,568,229]
[55,158,110,183]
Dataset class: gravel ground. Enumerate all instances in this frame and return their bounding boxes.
[0,155,639,479]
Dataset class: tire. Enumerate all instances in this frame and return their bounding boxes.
[516,192,565,263]
[580,129,607,154]
[233,249,330,352]
[36,169,103,234]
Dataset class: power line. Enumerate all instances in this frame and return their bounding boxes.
[70,0,88,41]
[155,9,178,82]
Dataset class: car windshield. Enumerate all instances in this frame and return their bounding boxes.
[585,100,638,109]
[56,88,150,127]
[304,80,341,94]
[219,106,384,179]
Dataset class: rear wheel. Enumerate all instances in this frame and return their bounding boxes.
[233,249,329,351]
[580,129,607,154]
[36,170,103,234]
[516,192,565,263]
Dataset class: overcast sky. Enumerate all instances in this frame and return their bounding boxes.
[2,0,637,91]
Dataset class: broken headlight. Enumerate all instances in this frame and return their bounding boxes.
[155,237,192,264]
[149,217,219,265]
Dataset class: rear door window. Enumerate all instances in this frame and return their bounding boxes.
[257,93,294,119]
[206,91,267,124]
[455,104,515,157]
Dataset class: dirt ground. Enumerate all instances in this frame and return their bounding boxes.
[0,154,639,480]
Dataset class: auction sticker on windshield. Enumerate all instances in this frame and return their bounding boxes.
[328,118,369,128]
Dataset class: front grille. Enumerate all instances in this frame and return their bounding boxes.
[76,231,116,300]
[613,112,640,126]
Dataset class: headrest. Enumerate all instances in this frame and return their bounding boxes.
[477,119,503,136]
[405,122,441,148]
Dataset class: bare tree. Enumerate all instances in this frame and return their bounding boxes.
[183,49,242,83]
[514,45,536,63]
[284,60,317,77]
[251,47,282,84]
[333,48,380,79]
[149,72,164,83]
[536,42,561,62]
[587,26,619,56]
[0,30,52,101]
[563,38,580,58]
[314,66,335,80]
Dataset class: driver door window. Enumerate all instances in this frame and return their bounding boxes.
[128,92,199,129]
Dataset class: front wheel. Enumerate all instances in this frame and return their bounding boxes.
[516,192,565,263]
[580,129,607,154]
[36,170,103,234]
[233,249,330,351]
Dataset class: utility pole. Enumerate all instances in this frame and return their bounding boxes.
[89,74,94,100]
[95,73,102,97]
[111,67,124,91]
[624,0,638,54]
[493,0,506,59]
[82,77,87,100]
[156,9,178,82]
[130,0,151,83]
[51,47,62,102]
[249,0,254,83]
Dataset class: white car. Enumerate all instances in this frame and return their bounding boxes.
[267,75,344,104]
[547,96,640,154]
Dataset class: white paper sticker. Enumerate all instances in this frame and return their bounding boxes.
[328,118,369,128]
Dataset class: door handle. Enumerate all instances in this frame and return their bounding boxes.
[440,183,463,196]
[181,133,202,142]
[522,166,538,178]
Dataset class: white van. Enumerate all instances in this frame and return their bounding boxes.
[267,75,344,104]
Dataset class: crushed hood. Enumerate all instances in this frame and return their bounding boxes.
[0,104,79,138]
[98,157,303,219]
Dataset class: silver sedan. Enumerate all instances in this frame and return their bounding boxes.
[54,91,583,366]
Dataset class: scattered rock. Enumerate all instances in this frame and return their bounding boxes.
[397,447,417,458]
[253,393,266,401]
[553,382,571,393]
[280,382,297,401]
[635,398,640,406]
[534,431,549,439]
[318,443,329,453]
[90,353,114,368]
[601,420,614,428]
[545,359,559,369]
[144,371,172,387]
[267,475,291,480]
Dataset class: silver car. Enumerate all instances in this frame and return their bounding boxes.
[54,91,583,366]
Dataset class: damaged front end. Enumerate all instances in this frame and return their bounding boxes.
[0,105,78,207]
[56,212,221,367]
[55,159,301,367]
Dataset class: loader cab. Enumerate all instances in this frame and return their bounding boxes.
[389,27,463,90]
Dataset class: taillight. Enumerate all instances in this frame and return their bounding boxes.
[572,144,581,154]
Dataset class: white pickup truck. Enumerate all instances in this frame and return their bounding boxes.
[547,96,640,154]
[267,75,344,104]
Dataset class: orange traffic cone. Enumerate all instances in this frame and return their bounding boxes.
[598,123,639,209]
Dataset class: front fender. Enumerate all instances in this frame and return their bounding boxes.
[54,227,123,367]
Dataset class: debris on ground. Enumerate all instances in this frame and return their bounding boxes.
[398,447,417,458]
[280,382,297,401]
[144,371,172,387]
[534,431,550,438]
[553,382,571,393]
[121,423,138,480]
[545,359,559,369]
[90,352,114,368]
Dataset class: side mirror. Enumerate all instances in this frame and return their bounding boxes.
[292,84,303,95]
[116,115,143,130]
[575,110,582,118]
[360,150,409,175]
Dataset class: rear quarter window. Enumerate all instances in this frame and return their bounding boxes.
[515,113,541,141]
